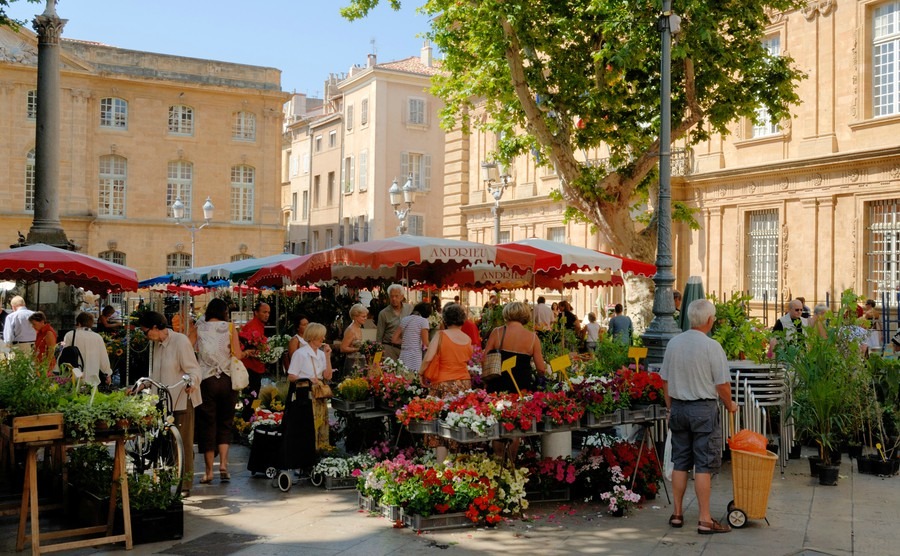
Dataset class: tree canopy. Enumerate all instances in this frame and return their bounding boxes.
[1,1,42,29]
[343,0,805,263]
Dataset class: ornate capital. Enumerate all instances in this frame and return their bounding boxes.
[32,14,67,45]
[802,0,836,21]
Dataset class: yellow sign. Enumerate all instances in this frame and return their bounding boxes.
[502,356,516,372]
[550,354,572,372]
[373,351,383,365]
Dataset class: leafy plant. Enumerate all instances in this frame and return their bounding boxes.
[336,377,371,402]
[68,444,114,496]
[122,468,184,511]
[0,351,64,416]
[710,292,768,362]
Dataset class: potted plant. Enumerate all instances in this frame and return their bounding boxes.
[776,305,862,485]
[66,443,115,527]
[710,292,769,362]
[114,467,186,545]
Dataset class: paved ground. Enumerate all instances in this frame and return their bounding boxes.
[1,445,898,555]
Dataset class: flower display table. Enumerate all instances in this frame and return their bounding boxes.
[331,397,376,413]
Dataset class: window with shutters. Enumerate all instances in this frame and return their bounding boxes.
[407,97,425,125]
[358,150,368,192]
[400,151,431,191]
[343,155,355,193]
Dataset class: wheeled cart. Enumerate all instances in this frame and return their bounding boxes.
[246,428,284,479]
[727,448,778,528]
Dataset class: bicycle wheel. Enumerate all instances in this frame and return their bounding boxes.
[125,431,154,474]
[143,426,185,496]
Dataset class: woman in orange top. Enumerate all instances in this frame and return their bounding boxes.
[28,311,57,374]
[419,303,473,462]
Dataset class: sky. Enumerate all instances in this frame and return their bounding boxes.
[5,0,432,97]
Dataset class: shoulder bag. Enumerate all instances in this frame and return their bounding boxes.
[482,326,506,382]
[310,353,334,399]
[421,330,443,384]
[228,322,250,391]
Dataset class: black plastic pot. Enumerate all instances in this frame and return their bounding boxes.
[871,458,898,477]
[848,444,863,460]
[808,455,822,477]
[818,464,840,486]
[857,455,874,474]
[789,444,802,460]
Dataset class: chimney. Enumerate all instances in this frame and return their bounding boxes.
[367,53,377,68]
[420,41,432,67]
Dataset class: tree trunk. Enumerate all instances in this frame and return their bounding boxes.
[624,274,655,335]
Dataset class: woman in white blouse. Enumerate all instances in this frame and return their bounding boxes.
[288,323,333,452]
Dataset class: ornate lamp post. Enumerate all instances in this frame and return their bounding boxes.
[642,0,683,363]
[480,161,512,244]
[389,174,415,235]
[172,196,214,266]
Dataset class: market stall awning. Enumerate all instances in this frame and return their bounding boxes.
[177,253,301,284]
[0,243,138,292]
[494,238,656,277]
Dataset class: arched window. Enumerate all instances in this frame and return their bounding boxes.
[98,155,127,217]
[232,111,256,141]
[100,97,128,129]
[230,165,254,223]
[25,149,35,212]
[168,104,194,135]
[230,253,253,262]
[166,252,191,273]
[166,161,193,218]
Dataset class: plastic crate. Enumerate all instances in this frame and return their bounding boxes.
[622,405,656,424]
[437,421,499,443]
[584,411,622,428]
[324,476,358,490]
[331,397,376,412]
[358,493,378,512]
[525,487,571,503]
[407,419,438,434]
[381,504,402,521]
[499,420,539,438]
[539,415,583,433]
[401,511,475,532]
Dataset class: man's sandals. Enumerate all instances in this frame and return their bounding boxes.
[697,519,731,534]
[668,514,683,528]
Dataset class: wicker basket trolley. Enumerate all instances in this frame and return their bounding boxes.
[727,448,778,528]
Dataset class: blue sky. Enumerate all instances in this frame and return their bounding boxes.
[5,0,431,97]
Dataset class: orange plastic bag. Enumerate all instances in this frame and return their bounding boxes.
[728,429,768,454]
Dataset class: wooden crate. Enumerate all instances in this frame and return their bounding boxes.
[2,413,64,443]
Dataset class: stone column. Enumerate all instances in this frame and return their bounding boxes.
[26,1,70,248]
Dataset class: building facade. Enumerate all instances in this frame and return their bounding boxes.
[283,46,446,255]
[0,26,287,283]
[677,1,900,318]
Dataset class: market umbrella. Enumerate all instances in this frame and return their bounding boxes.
[0,243,138,292]
[177,253,301,284]
[494,238,657,278]
[678,275,706,331]
[324,235,520,273]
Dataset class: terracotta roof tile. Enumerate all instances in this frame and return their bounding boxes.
[376,56,442,77]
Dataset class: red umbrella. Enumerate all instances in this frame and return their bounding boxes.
[0,243,139,292]
[495,238,656,277]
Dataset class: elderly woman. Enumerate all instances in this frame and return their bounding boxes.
[340,303,368,374]
[288,323,333,452]
[28,311,57,374]
[419,303,473,463]
[393,302,432,372]
[808,304,828,339]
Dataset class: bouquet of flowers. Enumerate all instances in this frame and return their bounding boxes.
[493,393,543,432]
[444,390,500,435]
[532,390,585,425]
[569,374,627,417]
[615,367,664,406]
[358,340,382,358]
[428,311,443,330]
[247,408,283,445]
[336,377,371,402]
[368,372,425,408]
[257,334,291,364]
[313,453,376,478]
[396,395,446,425]
[599,465,642,515]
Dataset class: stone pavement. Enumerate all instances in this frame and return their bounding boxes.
[1,445,898,556]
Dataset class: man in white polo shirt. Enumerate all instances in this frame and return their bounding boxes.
[4,296,36,352]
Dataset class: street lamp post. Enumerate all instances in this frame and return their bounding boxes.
[641,0,683,363]
[389,173,415,235]
[172,196,214,265]
[481,161,512,244]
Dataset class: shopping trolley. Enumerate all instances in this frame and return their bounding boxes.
[726,448,778,528]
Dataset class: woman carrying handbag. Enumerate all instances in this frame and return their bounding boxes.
[287,323,333,452]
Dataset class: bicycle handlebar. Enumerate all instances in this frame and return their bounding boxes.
[132,373,193,393]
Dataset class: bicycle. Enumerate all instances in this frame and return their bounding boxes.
[125,374,192,494]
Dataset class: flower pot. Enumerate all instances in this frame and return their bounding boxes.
[871,458,898,477]
[808,455,822,477]
[611,507,625,517]
[113,502,183,545]
[857,455,874,475]
[789,444,802,460]
[848,444,863,460]
[817,463,840,486]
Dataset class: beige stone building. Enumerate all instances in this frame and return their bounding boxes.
[0,25,287,285]
[677,1,900,319]
[283,46,446,254]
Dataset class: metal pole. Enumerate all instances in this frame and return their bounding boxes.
[493,204,501,245]
[641,0,681,363]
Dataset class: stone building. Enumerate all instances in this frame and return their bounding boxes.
[0,25,288,284]
[282,45,446,254]
[676,1,900,319]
